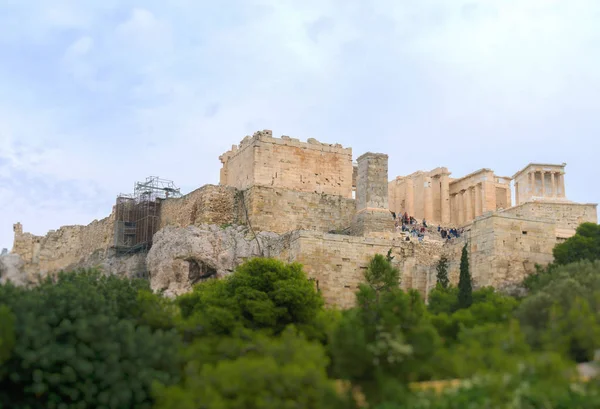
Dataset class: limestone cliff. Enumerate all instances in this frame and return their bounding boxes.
[0,253,28,286]
[147,224,287,297]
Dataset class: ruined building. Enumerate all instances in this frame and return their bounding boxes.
[6,130,598,307]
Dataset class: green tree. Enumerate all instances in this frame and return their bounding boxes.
[435,255,450,289]
[427,286,459,315]
[457,244,472,309]
[553,222,600,265]
[0,305,15,365]
[155,327,344,409]
[0,270,181,409]
[330,255,440,406]
[365,253,401,295]
[440,320,532,378]
[516,261,600,355]
[177,258,325,341]
[543,296,600,362]
[430,288,518,345]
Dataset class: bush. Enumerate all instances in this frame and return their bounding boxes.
[0,270,181,409]
[155,327,345,409]
[177,258,325,340]
[553,223,600,265]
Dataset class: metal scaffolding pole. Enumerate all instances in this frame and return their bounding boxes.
[113,176,181,255]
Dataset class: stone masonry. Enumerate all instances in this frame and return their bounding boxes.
[350,153,395,236]
[7,130,598,307]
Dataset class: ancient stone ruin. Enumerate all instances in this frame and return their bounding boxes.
[3,130,598,307]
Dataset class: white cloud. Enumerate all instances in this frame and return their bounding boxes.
[66,36,94,57]
[0,0,598,250]
[115,8,173,54]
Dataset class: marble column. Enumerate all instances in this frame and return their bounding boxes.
[424,176,433,222]
[457,191,464,225]
[529,172,535,196]
[465,189,472,223]
[474,183,482,217]
[405,178,415,216]
[559,172,566,197]
[550,172,556,197]
[440,173,450,224]
[540,171,545,197]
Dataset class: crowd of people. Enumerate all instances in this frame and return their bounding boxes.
[391,211,464,243]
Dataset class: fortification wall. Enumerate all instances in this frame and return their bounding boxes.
[467,213,556,289]
[11,216,114,276]
[286,231,464,308]
[242,185,356,234]
[159,185,239,229]
[499,202,598,236]
[219,130,354,197]
[159,183,356,235]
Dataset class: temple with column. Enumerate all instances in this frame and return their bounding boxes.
[388,162,570,227]
[513,163,567,205]
[6,130,598,308]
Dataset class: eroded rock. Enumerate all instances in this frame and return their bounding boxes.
[147,224,284,297]
[0,253,28,286]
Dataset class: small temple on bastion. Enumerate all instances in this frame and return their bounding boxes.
[6,130,598,307]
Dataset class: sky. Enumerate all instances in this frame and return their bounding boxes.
[1,0,599,250]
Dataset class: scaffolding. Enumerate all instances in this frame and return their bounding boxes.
[114,177,182,255]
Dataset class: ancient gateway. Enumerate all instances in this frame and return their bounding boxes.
[7,131,598,307]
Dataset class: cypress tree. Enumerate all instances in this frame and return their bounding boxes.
[458,243,472,308]
[435,255,450,289]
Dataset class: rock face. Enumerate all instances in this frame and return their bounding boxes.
[0,253,27,286]
[147,224,284,297]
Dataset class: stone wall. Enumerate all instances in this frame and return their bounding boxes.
[351,153,395,235]
[219,130,354,198]
[11,216,115,277]
[285,230,464,308]
[499,202,598,236]
[467,213,556,289]
[241,185,356,234]
[159,184,239,229]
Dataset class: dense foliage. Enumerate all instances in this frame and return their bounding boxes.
[0,270,181,409]
[457,244,472,309]
[435,255,449,289]
[553,222,600,265]
[2,223,600,408]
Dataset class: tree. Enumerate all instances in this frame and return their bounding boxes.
[543,296,600,362]
[435,255,450,289]
[553,222,600,265]
[330,255,440,406]
[457,244,472,309]
[365,254,401,295]
[429,288,519,345]
[0,270,181,409]
[0,305,15,365]
[177,258,325,340]
[516,260,600,354]
[155,327,345,409]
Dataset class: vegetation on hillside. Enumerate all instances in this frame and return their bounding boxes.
[0,222,600,408]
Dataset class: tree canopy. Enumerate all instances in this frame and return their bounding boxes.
[553,222,600,265]
[3,222,600,408]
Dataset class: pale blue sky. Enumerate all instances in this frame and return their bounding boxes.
[1,0,599,250]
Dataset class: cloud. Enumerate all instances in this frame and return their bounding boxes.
[0,0,598,250]
[115,8,173,53]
